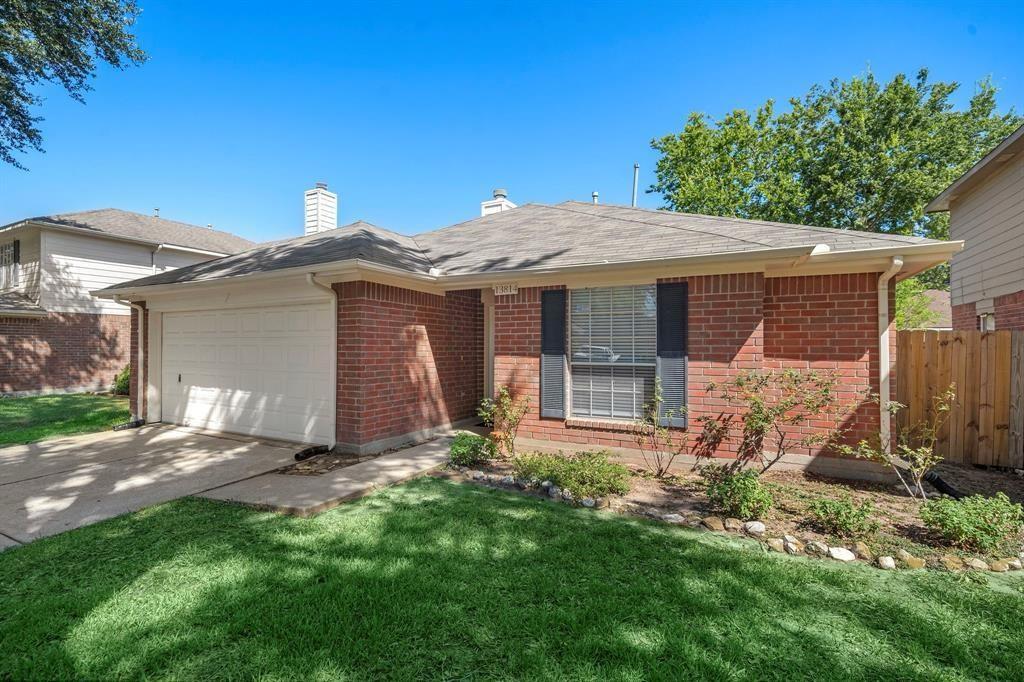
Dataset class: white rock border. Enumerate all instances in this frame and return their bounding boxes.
[449,465,1023,573]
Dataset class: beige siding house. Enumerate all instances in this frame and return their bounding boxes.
[0,210,253,395]
[927,123,1024,330]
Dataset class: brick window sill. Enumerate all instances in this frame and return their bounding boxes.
[565,417,641,433]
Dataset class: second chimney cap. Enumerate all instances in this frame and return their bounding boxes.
[316,182,329,190]
[493,188,508,199]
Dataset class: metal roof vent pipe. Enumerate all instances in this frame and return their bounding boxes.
[481,188,516,216]
[592,191,599,204]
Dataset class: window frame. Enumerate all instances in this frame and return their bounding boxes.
[566,283,657,422]
[0,241,18,290]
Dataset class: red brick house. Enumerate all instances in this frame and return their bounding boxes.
[927,122,1024,331]
[97,193,960,475]
[0,210,252,395]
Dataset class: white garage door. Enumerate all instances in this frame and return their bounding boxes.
[161,304,334,444]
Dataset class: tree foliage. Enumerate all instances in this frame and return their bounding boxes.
[0,0,146,168]
[651,69,1021,247]
[895,278,941,330]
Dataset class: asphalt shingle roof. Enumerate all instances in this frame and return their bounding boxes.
[108,221,432,289]
[98,201,946,291]
[8,209,255,255]
[0,291,45,316]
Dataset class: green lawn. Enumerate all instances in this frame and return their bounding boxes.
[0,393,130,446]
[1,478,1022,680]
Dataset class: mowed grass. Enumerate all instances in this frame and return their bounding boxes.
[0,393,129,446]
[1,478,1022,680]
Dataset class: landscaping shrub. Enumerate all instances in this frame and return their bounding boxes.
[700,465,773,520]
[920,493,1024,553]
[808,496,879,538]
[513,451,631,499]
[449,432,495,467]
[113,365,131,395]
[479,386,530,458]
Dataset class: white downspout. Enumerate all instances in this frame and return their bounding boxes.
[306,273,338,449]
[151,244,165,273]
[877,256,904,450]
[115,296,147,421]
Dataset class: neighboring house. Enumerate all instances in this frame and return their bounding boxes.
[922,289,953,330]
[926,123,1024,331]
[0,209,254,395]
[97,188,960,476]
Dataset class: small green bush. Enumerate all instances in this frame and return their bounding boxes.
[113,365,131,396]
[700,465,773,520]
[808,496,879,538]
[449,432,495,467]
[512,450,631,499]
[920,493,1024,553]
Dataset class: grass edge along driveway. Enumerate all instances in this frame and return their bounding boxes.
[1,477,1022,680]
[0,393,129,446]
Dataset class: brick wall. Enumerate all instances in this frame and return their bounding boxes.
[952,301,978,330]
[995,290,1024,330]
[951,290,1024,331]
[493,272,889,460]
[0,312,129,394]
[129,304,147,417]
[764,273,888,453]
[334,282,483,449]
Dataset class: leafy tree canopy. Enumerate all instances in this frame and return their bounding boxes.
[650,69,1021,288]
[0,0,146,168]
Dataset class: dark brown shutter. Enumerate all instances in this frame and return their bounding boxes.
[656,282,687,427]
[540,289,566,418]
[12,240,19,263]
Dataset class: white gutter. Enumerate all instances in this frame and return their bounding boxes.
[877,256,904,450]
[306,273,338,449]
[115,296,147,421]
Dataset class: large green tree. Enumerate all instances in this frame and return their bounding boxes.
[0,0,146,168]
[650,69,1021,288]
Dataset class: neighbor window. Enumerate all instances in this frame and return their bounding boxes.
[979,313,996,332]
[569,285,656,419]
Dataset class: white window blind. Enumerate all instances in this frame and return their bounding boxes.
[569,285,656,419]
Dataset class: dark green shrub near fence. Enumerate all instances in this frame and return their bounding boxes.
[920,493,1023,553]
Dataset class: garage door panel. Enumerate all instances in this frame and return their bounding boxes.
[161,304,333,444]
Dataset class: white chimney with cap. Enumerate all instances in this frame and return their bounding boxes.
[480,188,516,216]
[304,182,338,235]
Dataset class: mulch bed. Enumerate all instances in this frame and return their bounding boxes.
[440,457,1024,563]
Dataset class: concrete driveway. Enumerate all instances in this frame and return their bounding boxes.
[0,425,300,548]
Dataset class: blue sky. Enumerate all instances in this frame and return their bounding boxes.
[2,0,1022,242]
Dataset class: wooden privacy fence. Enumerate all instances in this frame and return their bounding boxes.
[896,330,1024,468]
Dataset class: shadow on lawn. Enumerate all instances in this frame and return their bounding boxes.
[1,478,1022,679]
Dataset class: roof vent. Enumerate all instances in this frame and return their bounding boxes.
[591,191,599,204]
[481,188,516,216]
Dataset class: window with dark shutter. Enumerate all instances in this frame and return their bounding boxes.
[569,285,657,420]
[540,289,567,418]
[656,281,688,427]
[0,240,17,290]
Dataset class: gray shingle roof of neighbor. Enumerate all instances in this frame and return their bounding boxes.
[4,208,255,254]
[105,221,433,289]
[98,201,947,292]
[0,291,45,316]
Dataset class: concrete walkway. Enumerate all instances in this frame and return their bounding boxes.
[0,425,299,545]
[200,437,452,516]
